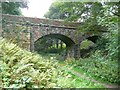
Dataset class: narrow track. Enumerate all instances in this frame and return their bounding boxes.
[70,70,119,89]
[58,61,119,89]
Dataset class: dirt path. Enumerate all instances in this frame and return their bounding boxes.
[70,70,119,89]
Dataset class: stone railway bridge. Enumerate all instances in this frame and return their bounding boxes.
[1,14,102,59]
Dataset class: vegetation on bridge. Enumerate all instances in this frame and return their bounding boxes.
[0,38,105,88]
[45,1,119,60]
[1,0,119,89]
[44,1,120,85]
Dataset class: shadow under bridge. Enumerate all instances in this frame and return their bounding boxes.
[34,34,80,59]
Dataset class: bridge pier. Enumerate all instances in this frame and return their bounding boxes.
[74,44,81,59]
[65,44,81,59]
[65,46,74,59]
[30,29,34,52]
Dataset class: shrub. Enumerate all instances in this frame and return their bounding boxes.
[68,54,119,84]
[0,37,71,88]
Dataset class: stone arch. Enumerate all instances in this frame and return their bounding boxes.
[33,26,77,44]
[86,36,100,43]
[82,33,100,43]
[35,33,75,47]
[34,33,76,59]
[80,35,100,58]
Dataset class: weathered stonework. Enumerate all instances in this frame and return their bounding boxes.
[1,14,100,59]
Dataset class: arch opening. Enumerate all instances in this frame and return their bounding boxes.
[80,35,100,58]
[34,34,75,54]
[86,35,100,43]
[35,34,75,47]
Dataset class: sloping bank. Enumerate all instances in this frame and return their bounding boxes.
[0,37,108,88]
[0,37,72,88]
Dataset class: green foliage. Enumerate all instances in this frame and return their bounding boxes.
[41,2,120,85]
[2,23,29,50]
[1,1,119,88]
[45,2,102,21]
[2,1,28,15]
[68,72,104,88]
[44,2,87,21]
[44,2,65,19]
[58,60,105,88]
[34,37,66,54]
[80,39,94,49]
[0,38,72,88]
[0,38,106,88]
[67,56,119,84]
[34,37,52,52]
[96,3,119,60]
[44,1,107,36]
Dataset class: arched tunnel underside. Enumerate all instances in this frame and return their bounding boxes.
[86,36,100,43]
[80,35,100,58]
[39,34,75,47]
[34,34,78,59]
[33,34,100,59]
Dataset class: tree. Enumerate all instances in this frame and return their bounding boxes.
[44,1,119,60]
[1,1,29,47]
[44,2,104,32]
[44,2,103,22]
[1,1,28,15]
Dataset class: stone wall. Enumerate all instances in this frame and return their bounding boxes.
[2,14,100,59]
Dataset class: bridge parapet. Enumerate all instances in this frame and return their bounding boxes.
[2,14,82,28]
[1,14,102,59]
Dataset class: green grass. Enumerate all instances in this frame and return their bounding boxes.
[57,60,105,88]
[0,38,70,88]
[0,38,104,88]
[38,53,119,85]
[57,58,119,88]
[1,37,117,88]
[68,72,105,88]
[55,67,105,88]
[62,57,119,85]
[73,67,110,84]
[29,54,105,88]
[80,39,94,49]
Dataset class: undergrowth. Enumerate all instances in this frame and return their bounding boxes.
[0,37,105,88]
[65,53,119,84]
[0,37,71,88]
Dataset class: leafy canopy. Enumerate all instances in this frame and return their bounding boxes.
[1,1,28,15]
[44,1,119,60]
